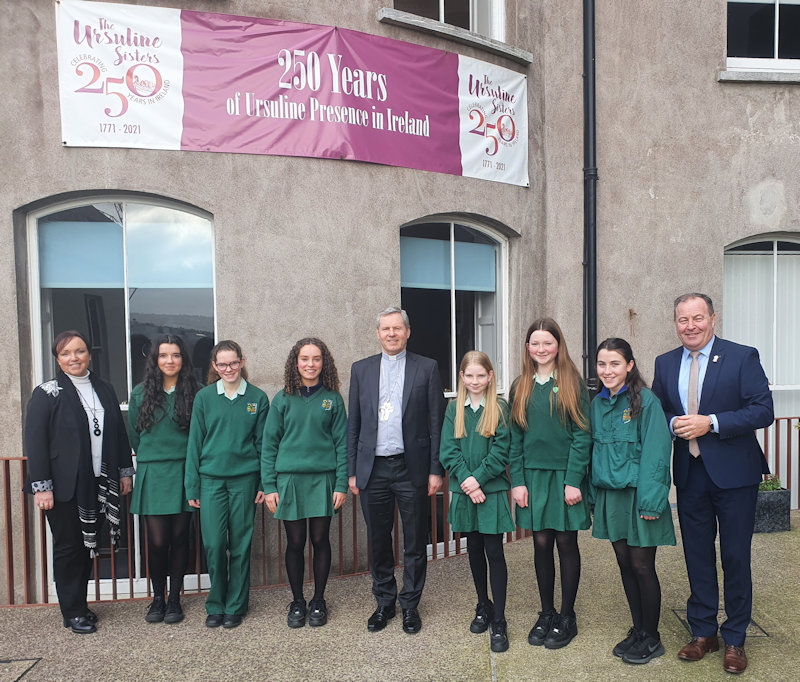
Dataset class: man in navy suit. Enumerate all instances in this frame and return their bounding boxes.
[347,307,446,634]
[652,293,773,674]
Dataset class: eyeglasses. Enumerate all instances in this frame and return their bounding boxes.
[215,361,241,371]
[676,315,710,327]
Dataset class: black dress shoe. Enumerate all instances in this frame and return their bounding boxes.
[63,615,96,634]
[367,605,396,632]
[222,614,242,629]
[402,607,422,634]
[84,608,98,625]
[205,613,224,628]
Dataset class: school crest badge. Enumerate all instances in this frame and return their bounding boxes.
[622,408,631,424]
[247,403,258,414]
[321,399,332,411]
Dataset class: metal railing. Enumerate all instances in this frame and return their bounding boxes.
[4,417,795,607]
[1,457,530,607]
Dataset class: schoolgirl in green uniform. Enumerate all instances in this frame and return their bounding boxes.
[129,335,199,624]
[259,338,347,629]
[592,338,675,664]
[439,351,514,653]
[185,340,268,629]
[510,318,591,650]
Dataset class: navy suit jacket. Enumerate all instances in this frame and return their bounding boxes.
[652,337,773,490]
[347,352,446,489]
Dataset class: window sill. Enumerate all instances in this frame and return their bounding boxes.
[718,70,800,84]
[377,8,532,66]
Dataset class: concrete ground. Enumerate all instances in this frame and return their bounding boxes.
[2,510,798,681]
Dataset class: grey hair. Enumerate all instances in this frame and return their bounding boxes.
[673,293,715,319]
[376,307,410,329]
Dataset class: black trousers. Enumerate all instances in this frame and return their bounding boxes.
[360,455,428,610]
[46,497,94,619]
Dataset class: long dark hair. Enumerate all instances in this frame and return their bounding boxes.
[283,337,340,395]
[136,335,199,433]
[596,337,647,418]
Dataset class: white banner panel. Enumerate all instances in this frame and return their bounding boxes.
[56,0,184,149]
[457,55,528,187]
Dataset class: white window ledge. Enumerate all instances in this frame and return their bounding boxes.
[377,8,532,66]
[718,70,800,83]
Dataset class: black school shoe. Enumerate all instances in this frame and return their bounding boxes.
[145,596,166,623]
[470,601,494,634]
[164,598,184,624]
[622,631,665,664]
[528,609,557,646]
[287,599,307,628]
[490,619,509,652]
[543,613,578,649]
[308,599,328,627]
[613,627,639,657]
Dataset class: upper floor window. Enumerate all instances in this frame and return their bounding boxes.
[400,219,507,395]
[727,1,800,71]
[394,0,505,41]
[29,199,215,401]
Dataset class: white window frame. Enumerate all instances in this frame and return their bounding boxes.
[727,0,800,72]
[400,217,509,398]
[26,195,217,600]
[394,0,505,41]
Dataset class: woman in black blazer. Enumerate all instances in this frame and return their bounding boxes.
[24,330,133,633]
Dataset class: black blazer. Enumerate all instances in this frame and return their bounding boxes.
[652,337,773,490]
[24,370,132,501]
[347,352,446,489]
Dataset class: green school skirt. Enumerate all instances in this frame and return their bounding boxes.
[274,471,337,521]
[515,468,591,532]
[592,487,676,547]
[448,490,515,535]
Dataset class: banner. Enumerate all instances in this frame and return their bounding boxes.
[56,0,528,186]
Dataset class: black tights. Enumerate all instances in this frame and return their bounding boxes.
[612,540,661,636]
[532,529,580,616]
[283,517,333,602]
[144,512,191,600]
[466,532,508,621]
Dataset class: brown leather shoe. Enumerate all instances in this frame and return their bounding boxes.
[677,636,720,661]
[723,645,747,674]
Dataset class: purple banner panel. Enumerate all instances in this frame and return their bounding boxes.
[57,1,528,186]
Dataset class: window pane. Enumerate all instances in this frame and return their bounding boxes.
[394,0,439,20]
[38,204,123,287]
[444,0,470,29]
[402,287,453,391]
[42,288,128,400]
[126,205,213,287]
[129,288,214,386]
[778,4,800,58]
[728,2,776,58]
[776,252,800,385]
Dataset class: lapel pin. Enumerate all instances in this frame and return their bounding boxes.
[712,355,719,363]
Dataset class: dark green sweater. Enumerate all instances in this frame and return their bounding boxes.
[439,398,511,494]
[509,377,591,489]
[260,388,348,494]
[128,383,190,463]
[185,380,269,499]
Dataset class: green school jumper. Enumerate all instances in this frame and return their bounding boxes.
[128,383,192,515]
[260,387,348,520]
[185,379,269,616]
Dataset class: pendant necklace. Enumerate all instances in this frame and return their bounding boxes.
[77,387,102,436]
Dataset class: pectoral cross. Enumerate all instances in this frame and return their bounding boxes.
[379,400,394,422]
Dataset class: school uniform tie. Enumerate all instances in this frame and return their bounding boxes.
[687,350,700,457]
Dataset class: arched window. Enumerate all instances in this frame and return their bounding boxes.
[724,237,800,419]
[400,218,507,395]
[28,198,215,400]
